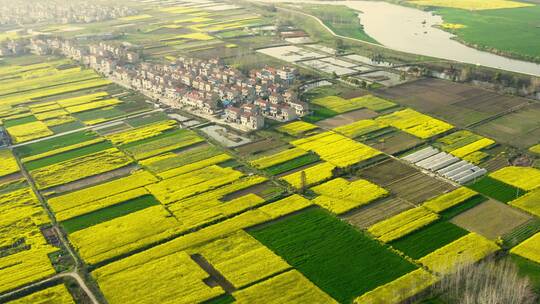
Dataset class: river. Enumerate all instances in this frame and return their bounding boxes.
[255,0,540,77]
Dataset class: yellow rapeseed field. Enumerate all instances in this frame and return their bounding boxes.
[423,187,478,213]
[0,150,19,177]
[107,120,176,145]
[94,251,224,304]
[169,193,265,232]
[353,269,438,304]
[55,188,150,221]
[48,170,157,212]
[250,148,308,169]
[368,207,439,242]
[313,95,396,113]
[156,154,231,179]
[311,178,388,214]
[71,206,180,265]
[333,119,386,138]
[55,92,109,108]
[147,165,244,204]
[7,284,74,304]
[0,187,57,294]
[509,189,540,217]
[376,108,454,139]
[489,166,540,191]
[529,144,540,155]
[65,98,122,113]
[22,138,106,163]
[277,121,318,136]
[31,148,133,189]
[291,131,382,167]
[450,138,495,158]
[233,270,338,303]
[280,162,335,189]
[419,233,499,274]
[510,232,540,264]
[191,230,291,288]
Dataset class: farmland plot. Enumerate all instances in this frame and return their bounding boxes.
[451,200,532,240]
[249,208,416,303]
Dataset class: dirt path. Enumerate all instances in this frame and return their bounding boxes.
[0,272,99,304]
[7,151,101,304]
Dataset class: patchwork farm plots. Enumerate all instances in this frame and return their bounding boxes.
[2,54,540,302]
[23,0,274,62]
[1,7,540,302]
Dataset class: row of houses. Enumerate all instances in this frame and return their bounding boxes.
[0,2,137,25]
[31,36,309,130]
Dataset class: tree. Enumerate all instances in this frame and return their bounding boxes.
[300,171,307,193]
[434,258,536,304]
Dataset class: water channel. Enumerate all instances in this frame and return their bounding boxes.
[258,0,540,76]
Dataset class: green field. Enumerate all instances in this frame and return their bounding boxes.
[302,5,378,44]
[61,195,159,233]
[24,141,113,171]
[390,221,468,259]
[249,207,416,303]
[468,176,523,203]
[14,130,98,158]
[3,115,37,128]
[434,5,540,62]
[48,120,85,134]
[266,154,320,175]
[502,218,540,249]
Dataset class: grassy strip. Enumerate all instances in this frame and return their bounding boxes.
[14,130,98,158]
[468,176,523,203]
[249,208,416,303]
[24,141,112,171]
[3,115,37,128]
[265,153,320,175]
[61,195,159,234]
[390,221,468,259]
[439,195,487,220]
